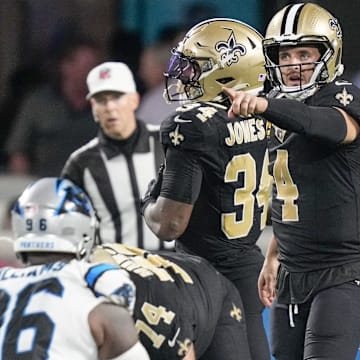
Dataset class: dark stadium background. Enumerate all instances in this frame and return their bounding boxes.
[0,1,359,358]
[0,0,359,103]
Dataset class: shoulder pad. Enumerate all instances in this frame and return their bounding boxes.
[160,102,225,151]
[309,81,360,122]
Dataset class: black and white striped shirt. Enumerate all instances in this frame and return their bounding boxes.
[61,120,165,250]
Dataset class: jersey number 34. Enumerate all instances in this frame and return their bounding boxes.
[222,150,272,239]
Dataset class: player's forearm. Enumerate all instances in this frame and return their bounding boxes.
[144,197,189,241]
[262,98,348,144]
[264,234,279,263]
[143,202,163,238]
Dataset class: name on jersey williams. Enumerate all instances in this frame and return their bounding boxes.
[225,118,266,146]
[0,261,66,281]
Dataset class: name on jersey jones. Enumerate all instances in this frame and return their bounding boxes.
[225,118,266,146]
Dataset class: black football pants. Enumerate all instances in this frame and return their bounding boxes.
[270,281,360,360]
[231,263,271,360]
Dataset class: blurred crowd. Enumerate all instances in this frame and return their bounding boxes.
[0,2,219,177]
[0,28,180,177]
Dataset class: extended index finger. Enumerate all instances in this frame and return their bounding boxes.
[222,87,236,101]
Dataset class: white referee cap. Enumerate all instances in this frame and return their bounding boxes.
[86,61,137,99]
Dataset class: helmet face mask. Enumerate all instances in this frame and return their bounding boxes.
[265,46,328,99]
[263,3,343,100]
[164,18,266,103]
[164,50,204,101]
[12,178,97,261]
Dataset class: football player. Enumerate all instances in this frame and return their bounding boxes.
[141,18,272,360]
[0,177,149,360]
[225,3,360,360]
[92,243,252,360]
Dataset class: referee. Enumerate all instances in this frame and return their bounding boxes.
[61,61,167,250]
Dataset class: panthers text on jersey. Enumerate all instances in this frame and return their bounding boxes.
[0,259,135,359]
[92,243,251,360]
[160,101,272,266]
[268,80,360,303]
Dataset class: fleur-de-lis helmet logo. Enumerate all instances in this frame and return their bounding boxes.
[215,31,246,66]
[329,18,342,39]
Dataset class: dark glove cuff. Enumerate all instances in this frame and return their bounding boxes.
[140,196,155,216]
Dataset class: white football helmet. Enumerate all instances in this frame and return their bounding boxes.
[263,3,343,100]
[164,18,266,103]
[12,177,97,260]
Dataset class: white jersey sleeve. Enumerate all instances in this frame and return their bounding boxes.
[0,259,135,360]
[82,260,136,313]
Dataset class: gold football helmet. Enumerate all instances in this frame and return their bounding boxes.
[263,3,343,100]
[164,18,266,103]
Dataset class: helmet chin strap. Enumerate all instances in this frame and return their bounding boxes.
[336,63,344,77]
[281,86,319,101]
[76,236,89,259]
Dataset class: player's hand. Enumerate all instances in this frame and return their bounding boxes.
[257,256,279,307]
[140,163,165,215]
[223,87,268,118]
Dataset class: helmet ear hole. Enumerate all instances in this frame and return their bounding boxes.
[216,77,235,85]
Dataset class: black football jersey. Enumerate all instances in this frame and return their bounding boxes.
[268,80,360,274]
[94,244,248,359]
[160,101,271,265]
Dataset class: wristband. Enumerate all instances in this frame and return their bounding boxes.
[140,164,165,215]
[140,179,158,216]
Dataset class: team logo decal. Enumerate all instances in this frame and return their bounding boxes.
[215,31,246,66]
[329,18,342,39]
[177,338,192,357]
[169,125,184,146]
[230,303,242,322]
[168,328,181,348]
[335,88,353,106]
[273,124,286,143]
[335,80,352,86]
[99,68,111,79]
[22,204,39,216]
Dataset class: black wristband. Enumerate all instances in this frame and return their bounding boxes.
[263,98,347,144]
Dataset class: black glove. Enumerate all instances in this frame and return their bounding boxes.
[140,163,165,215]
